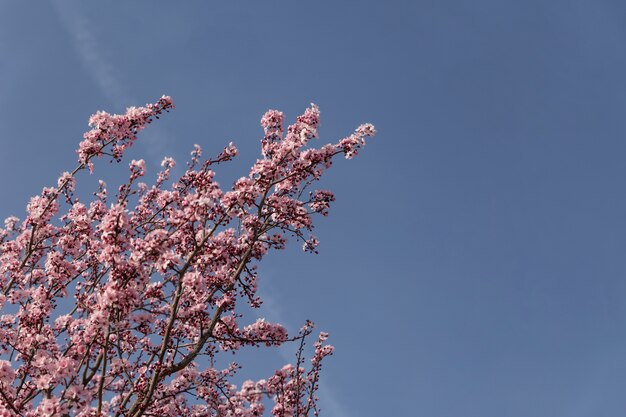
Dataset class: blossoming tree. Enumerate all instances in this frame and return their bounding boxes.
[0,96,376,417]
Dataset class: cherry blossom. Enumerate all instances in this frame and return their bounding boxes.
[0,96,376,417]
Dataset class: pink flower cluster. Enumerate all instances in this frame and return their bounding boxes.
[77,96,173,171]
[0,97,375,416]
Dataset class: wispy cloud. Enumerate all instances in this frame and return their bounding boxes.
[51,1,131,106]
[50,1,172,165]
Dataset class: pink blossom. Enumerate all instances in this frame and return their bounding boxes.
[3,216,19,230]
[0,361,14,385]
[0,98,375,416]
[243,318,288,345]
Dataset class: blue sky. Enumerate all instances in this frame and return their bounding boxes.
[2,1,626,416]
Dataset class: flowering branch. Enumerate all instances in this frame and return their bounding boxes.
[0,98,375,417]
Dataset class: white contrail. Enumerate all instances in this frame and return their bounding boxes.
[50,1,172,166]
[50,1,131,106]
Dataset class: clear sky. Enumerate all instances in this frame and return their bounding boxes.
[2,1,626,416]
